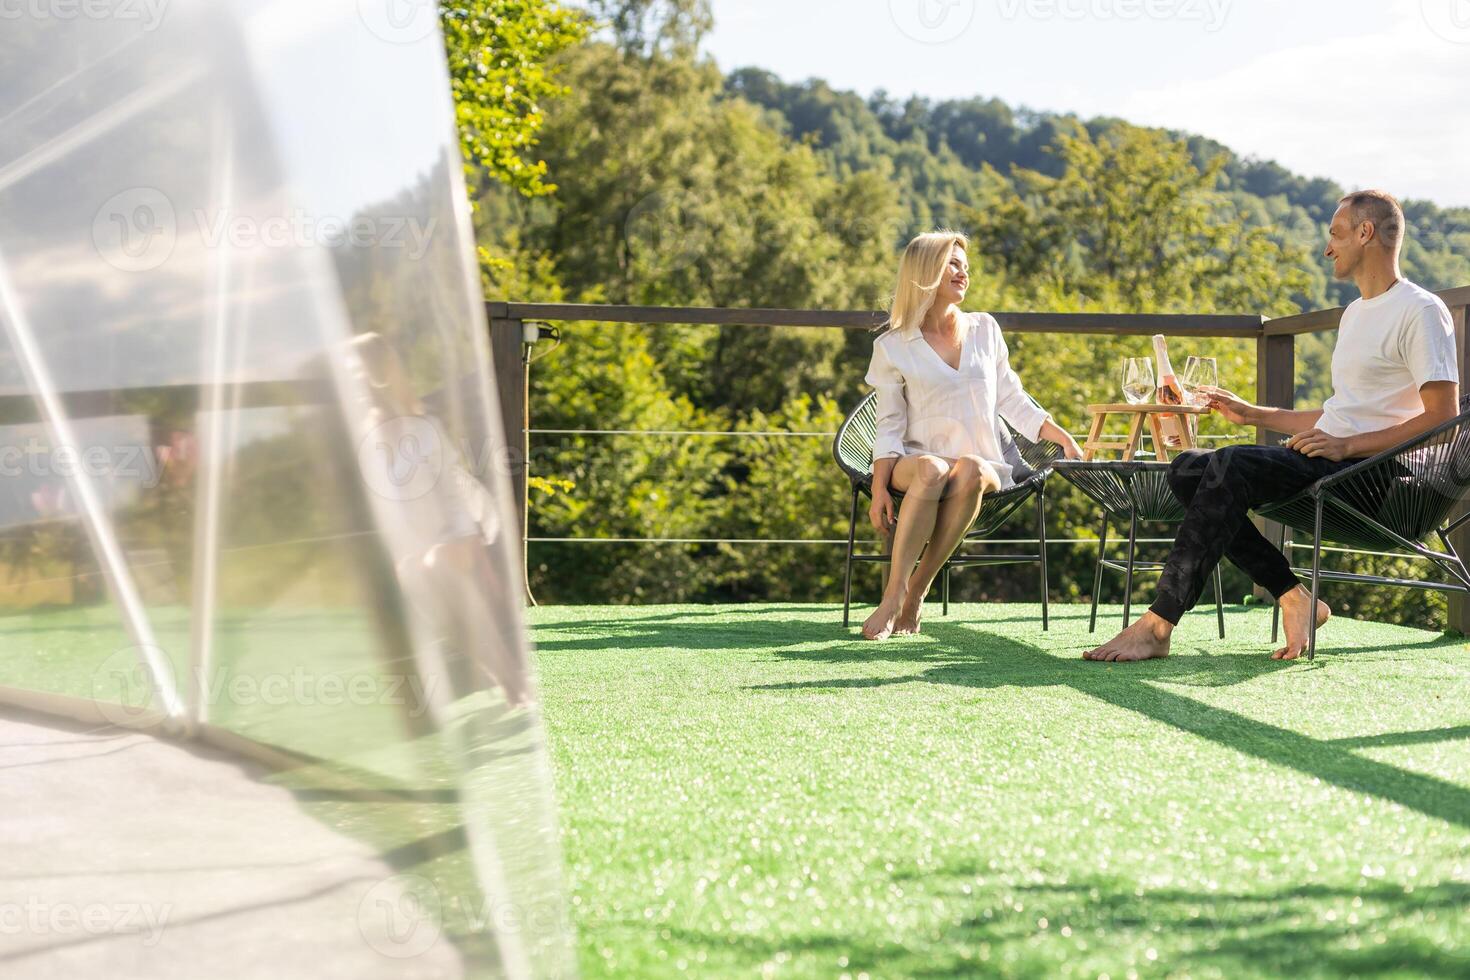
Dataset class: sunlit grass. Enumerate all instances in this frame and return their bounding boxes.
[531,602,1470,978]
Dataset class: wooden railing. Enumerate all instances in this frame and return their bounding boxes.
[488,286,1470,628]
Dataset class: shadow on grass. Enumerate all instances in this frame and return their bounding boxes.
[753,621,1470,832]
[658,876,1470,978]
[534,616,847,654]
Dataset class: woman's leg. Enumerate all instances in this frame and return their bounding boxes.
[862,454,951,639]
[895,455,998,633]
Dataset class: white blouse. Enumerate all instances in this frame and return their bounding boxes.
[865,312,1052,489]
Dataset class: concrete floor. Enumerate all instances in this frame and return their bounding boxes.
[0,707,466,979]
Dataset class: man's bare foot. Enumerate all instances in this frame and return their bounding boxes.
[862,596,906,640]
[1083,611,1173,662]
[1272,587,1331,660]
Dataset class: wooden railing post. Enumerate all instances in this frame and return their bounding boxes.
[1255,329,1295,597]
[1449,302,1470,633]
[489,311,529,596]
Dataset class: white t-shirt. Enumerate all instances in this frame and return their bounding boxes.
[1318,280,1458,439]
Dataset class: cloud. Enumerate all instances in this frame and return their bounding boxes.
[1117,1,1470,207]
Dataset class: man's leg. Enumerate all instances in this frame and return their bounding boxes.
[1084,446,1349,662]
[1157,448,1319,617]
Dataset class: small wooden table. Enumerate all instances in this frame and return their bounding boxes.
[1083,403,1209,462]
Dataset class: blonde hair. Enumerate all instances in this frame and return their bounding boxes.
[883,230,969,335]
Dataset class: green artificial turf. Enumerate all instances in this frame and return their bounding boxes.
[529,602,1470,979]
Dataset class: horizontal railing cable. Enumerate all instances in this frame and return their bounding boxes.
[529,428,1243,441]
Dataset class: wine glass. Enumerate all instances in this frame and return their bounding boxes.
[1181,356,1218,406]
[1121,357,1155,405]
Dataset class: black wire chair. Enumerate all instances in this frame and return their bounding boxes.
[1053,459,1225,638]
[1255,397,1470,660]
[833,391,1060,629]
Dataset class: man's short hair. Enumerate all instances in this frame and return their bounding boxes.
[1338,189,1405,249]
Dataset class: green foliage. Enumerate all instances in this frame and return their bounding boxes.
[465,17,1468,627]
[527,320,730,602]
[441,0,590,200]
[961,125,1314,317]
[710,395,851,601]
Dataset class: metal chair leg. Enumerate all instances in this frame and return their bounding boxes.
[1122,509,1139,627]
[1090,515,1109,634]
[1038,486,1049,631]
[1212,565,1225,639]
[1308,499,1324,660]
[842,487,859,628]
[1271,522,1287,644]
[942,566,951,616]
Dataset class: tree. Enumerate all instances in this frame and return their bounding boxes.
[583,0,713,58]
[441,0,589,201]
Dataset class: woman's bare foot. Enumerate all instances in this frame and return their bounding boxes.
[1272,587,1331,660]
[1083,611,1173,662]
[862,595,906,640]
[893,601,922,635]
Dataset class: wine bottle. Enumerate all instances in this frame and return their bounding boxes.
[1151,334,1186,449]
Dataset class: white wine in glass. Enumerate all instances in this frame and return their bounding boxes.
[1181,355,1218,405]
[1122,357,1155,405]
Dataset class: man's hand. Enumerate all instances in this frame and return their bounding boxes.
[1197,386,1256,426]
[1285,428,1352,461]
[869,488,896,535]
[1059,434,1084,460]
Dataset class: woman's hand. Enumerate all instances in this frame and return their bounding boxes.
[869,488,896,536]
[1039,419,1083,460]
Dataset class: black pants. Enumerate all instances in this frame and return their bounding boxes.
[1149,446,1358,625]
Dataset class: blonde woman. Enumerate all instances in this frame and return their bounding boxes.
[861,231,1082,640]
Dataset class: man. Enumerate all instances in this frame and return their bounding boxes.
[1085,189,1460,662]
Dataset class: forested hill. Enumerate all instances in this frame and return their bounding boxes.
[726,68,1470,312]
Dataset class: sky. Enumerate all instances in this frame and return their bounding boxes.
[703,0,1470,208]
